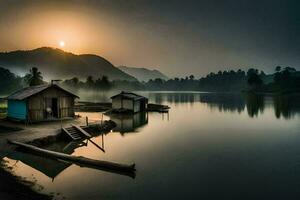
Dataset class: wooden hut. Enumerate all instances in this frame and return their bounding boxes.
[7,84,78,122]
[111,91,148,113]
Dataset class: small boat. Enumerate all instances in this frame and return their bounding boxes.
[147,103,170,113]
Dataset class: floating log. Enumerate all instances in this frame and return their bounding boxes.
[7,140,136,178]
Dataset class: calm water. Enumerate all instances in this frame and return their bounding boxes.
[3,92,300,199]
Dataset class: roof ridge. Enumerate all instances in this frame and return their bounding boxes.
[7,84,78,100]
[111,91,147,99]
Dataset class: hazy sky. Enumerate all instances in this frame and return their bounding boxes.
[0,0,299,77]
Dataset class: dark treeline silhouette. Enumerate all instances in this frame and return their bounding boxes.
[62,76,144,92]
[246,66,300,94]
[0,66,299,96]
[145,67,299,93]
[63,75,111,90]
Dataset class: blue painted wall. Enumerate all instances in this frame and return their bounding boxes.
[7,100,27,120]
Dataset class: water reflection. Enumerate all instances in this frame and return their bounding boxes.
[5,141,86,180]
[4,136,136,180]
[246,94,265,118]
[145,92,300,119]
[273,95,300,119]
[200,93,245,113]
[108,112,148,135]
[147,92,199,104]
[2,92,300,199]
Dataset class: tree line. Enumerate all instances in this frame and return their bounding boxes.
[0,66,299,95]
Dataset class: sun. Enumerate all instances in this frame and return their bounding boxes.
[59,40,65,47]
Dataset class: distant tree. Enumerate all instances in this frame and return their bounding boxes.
[260,70,266,78]
[284,67,296,72]
[71,77,79,85]
[247,69,263,88]
[86,76,94,88]
[281,69,291,85]
[275,66,281,72]
[95,75,111,90]
[247,68,259,77]
[274,67,292,86]
[189,75,195,80]
[25,67,43,86]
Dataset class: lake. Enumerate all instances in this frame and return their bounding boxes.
[3,92,300,199]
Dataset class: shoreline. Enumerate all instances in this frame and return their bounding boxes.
[0,161,52,200]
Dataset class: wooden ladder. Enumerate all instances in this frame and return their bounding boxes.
[62,124,92,141]
[62,124,105,152]
[62,126,83,140]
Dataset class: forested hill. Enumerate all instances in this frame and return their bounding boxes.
[0,47,137,81]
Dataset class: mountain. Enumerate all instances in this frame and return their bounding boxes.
[0,47,137,81]
[118,66,168,82]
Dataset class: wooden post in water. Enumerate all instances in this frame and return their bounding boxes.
[60,117,63,130]
[86,116,89,126]
[102,134,104,149]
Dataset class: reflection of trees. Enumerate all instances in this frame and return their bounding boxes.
[200,93,246,113]
[147,92,300,119]
[273,95,300,119]
[246,94,265,117]
[154,93,163,104]
[148,93,197,104]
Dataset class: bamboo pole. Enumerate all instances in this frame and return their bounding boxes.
[8,140,136,177]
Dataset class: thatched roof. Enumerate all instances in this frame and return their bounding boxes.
[7,84,79,100]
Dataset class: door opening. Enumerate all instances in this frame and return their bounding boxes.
[51,98,58,118]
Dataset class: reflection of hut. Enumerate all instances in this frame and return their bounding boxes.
[111,92,148,113]
[110,112,148,134]
[7,84,78,122]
